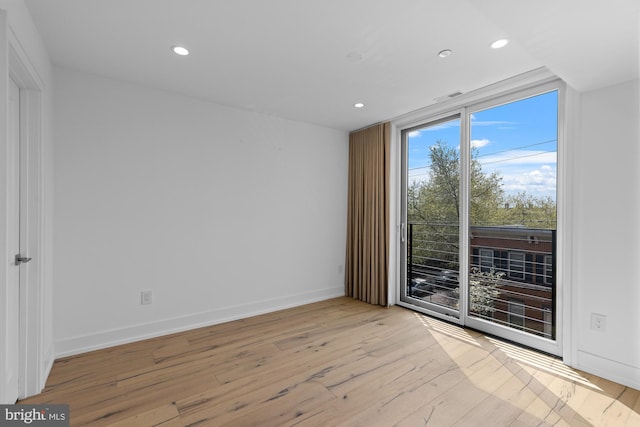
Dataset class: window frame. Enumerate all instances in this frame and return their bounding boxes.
[394,73,566,358]
[508,298,526,330]
[542,305,553,338]
[544,254,553,285]
[508,251,526,280]
[478,248,494,272]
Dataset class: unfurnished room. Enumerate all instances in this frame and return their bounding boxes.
[0,0,639,425]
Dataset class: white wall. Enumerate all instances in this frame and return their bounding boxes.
[53,67,348,356]
[572,79,640,389]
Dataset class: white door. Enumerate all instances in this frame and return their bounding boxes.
[4,79,21,403]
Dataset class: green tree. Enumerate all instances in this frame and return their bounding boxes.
[407,142,556,287]
[408,143,508,272]
[453,268,503,317]
[469,146,506,227]
[503,191,557,229]
[407,142,557,313]
[408,143,505,226]
[408,142,556,230]
[407,144,462,272]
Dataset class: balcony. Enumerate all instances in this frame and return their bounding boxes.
[407,222,556,339]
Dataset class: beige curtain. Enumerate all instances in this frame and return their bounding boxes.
[345,122,390,306]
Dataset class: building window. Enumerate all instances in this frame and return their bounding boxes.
[508,299,525,330]
[543,306,552,338]
[544,255,553,285]
[508,251,525,280]
[479,248,494,272]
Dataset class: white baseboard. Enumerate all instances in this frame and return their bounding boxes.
[54,287,344,358]
[576,350,640,390]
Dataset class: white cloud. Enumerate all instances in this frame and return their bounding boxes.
[498,165,557,200]
[471,138,490,148]
[479,149,557,199]
[408,130,421,138]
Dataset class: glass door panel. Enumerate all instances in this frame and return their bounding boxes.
[401,116,461,317]
[467,90,558,342]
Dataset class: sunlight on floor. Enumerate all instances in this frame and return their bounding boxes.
[414,310,604,392]
[413,311,613,424]
[413,311,601,392]
[414,312,481,347]
[486,337,602,391]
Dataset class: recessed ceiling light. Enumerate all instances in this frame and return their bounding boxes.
[438,49,453,58]
[490,39,509,49]
[172,45,189,56]
[354,102,365,108]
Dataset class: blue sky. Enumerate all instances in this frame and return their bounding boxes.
[408,91,558,200]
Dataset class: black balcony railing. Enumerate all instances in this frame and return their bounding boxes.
[407,222,556,339]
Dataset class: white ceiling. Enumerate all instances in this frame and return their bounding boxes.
[24,0,639,131]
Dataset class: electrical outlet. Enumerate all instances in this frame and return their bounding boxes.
[338,264,344,275]
[141,291,152,305]
[590,313,606,332]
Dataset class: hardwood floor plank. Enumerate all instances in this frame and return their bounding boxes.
[450,374,542,426]
[177,370,334,426]
[210,381,336,427]
[106,403,180,427]
[18,297,639,426]
[73,370,218,426]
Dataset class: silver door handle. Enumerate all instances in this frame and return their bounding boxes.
[15,254,32,265]
[401,223,406,243]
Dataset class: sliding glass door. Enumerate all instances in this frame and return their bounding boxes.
[465,89,558,352]
[400,83,561,355]
[401,115,462,318]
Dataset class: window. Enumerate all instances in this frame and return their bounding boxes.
[479,248,494,271]
[508,299,525,330]
[544,255,553,285]
[508,252,525,280]
[542,306,552,338]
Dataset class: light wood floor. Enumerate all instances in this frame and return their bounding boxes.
[21,297,639,426]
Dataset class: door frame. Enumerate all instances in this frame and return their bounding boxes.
[0,10,48,402]
[461,82,565,356]
[391,68,571,359]
[398,111,466,324]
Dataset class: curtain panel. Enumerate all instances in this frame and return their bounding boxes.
[345,122,390,306]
